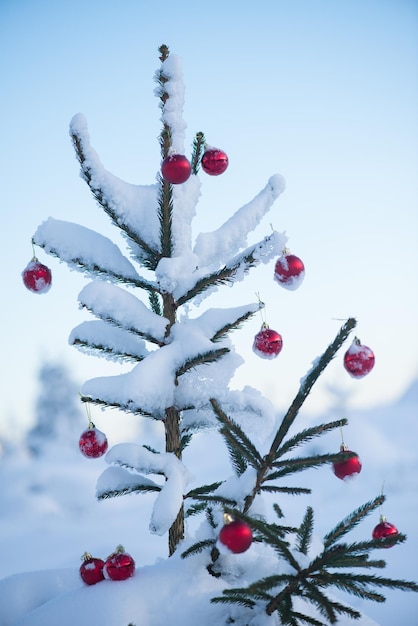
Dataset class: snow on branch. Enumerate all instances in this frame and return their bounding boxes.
[155,53,187,154]
[70,113,161,265]
[193,174,286,268]
[104,444,192,535]
[34,217,156,291]
[80,310,239,416]
[176,230,287,305]
[96,466,161,499]
[78,282,169,345]
[69,320,150,363]
[177,302,261,342]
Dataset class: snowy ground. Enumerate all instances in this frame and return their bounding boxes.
[0,382,417,625]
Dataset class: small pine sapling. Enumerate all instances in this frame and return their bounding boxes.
[32,45,418,624]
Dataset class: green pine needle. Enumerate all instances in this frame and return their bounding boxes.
[296,507,314,555]
[181,539,215,559]
[323,495,385,547]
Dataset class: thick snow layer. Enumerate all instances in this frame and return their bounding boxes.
[69,320,150,362]
[193,175,286,268]
[104,444,193,535]
[80,303,261,416]
[78,281,168,342]
[70,113,162,255]
[34,217,144,283]
[156,53,187,154]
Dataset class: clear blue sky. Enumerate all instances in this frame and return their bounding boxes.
[1,0,417,438]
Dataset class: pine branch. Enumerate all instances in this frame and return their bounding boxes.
[149,291,163,316]
[275,418,348,458]
[191,131,206,174]
[243,319,357,514]
[177,234,277,306]
[155,46,176,259]
[286,613,324,626]
[184,482,237,512]
[224,436,248,476]
[266,452,350,479]
[270,318,357,456]
[323,495,384,548]
[185,482,224,498]
[97,483,161,500]
[78,303,165,347]
[176,347,230,379]
[70,131,161,271]
[260,485,311,495]
[212,492,418,622]
[79,394,155,418]
[211,595,256,609]
[181,539,216,559]
[210,398,264,471]
[297,580,343,623]
[180,432,193,451]
[156,44,171,159]
[158,177,173,258]
[185,502,207,517]
[37,238,158,291]
[211,307,260,342]
[225,509,300,569]
[71,338,145,363]
[296,507,314,555]
[273,502,285,519]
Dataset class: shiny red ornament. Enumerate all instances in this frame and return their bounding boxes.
[104,545,135,581]
[79,552,105,585]
[22,257,52,294]
[253,324,283,359]
[219,519,253,554]
[79,422,108,459]
[332,445,362,480]
[161,154,191,184]
[372,516,398,548]
[343,338,375,378]
[274,251,305,290]
[201,147,229,176]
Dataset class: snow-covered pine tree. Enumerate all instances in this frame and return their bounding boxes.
[32,45,417,624]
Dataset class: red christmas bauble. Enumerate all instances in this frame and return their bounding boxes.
[372,517,398,548]
[332,445,362,480]
[343,338,375,378]
[161,154,191,184]
[104,545,135,581]
[274,252,305,290]
[22,258,52,294]
[201,147,229,176]
[79,552,105,585]
[79,422,108,458]
[253,325,283,359]
[219,519,253,554]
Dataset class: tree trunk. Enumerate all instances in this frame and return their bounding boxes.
[162,293,183,554]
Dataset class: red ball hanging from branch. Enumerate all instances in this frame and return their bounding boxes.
[218,517,253,554]
[201,147,229,176]
[372,516,399,548]
[274,249,305,291]
[161,153,191,184]
[22,257,52,294]
[79,552,105,585]
[253,323,283,359]
[343,337,375,378]
[332,444,362,480]
[79,422,108,459]
[104,545,136,580]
